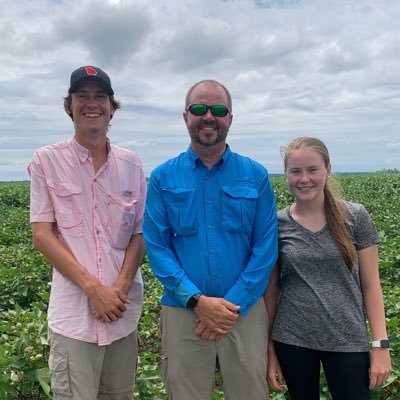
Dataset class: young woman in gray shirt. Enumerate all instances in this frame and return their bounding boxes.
[264,137,391,400]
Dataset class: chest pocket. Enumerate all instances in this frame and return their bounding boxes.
[221,186,258,233]
[105,196,137,250]
[162,188,198,236]
[47,180,83,237]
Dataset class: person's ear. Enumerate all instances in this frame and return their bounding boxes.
[183,111,189,125]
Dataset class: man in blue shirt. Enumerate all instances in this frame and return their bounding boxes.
[143,80,278,399]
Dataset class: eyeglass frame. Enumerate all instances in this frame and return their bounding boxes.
[185,103,231,117]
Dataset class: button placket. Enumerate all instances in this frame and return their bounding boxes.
[204,176,219,284]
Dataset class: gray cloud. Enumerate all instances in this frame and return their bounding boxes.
[53,2,152,66]
[0,0,400,181]
[151,22,232,71]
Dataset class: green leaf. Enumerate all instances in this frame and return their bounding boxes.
[37,367,51,397]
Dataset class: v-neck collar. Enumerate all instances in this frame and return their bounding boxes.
[287,205,328,236]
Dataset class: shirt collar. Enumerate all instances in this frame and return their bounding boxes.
[219,144,232,170]
[72,137,111,163]
[186,144,232,170]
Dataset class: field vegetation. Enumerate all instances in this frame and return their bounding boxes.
[0,173,399,399]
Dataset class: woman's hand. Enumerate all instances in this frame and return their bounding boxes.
[369,348,391,389]
[267,341,286,391]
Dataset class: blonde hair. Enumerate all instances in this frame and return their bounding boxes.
[282,137,357,271]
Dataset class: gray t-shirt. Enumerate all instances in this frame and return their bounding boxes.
[271,201,379,352]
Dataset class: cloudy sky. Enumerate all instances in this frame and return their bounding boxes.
[1,0,399,181]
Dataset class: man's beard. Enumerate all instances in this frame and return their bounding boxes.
[189,122,228,147]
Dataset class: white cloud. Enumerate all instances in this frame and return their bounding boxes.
[0,0,400,180]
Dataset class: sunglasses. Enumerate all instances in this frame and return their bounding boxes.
[186,103,231,117]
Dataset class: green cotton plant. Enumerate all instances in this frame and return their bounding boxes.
[0,304,51,399]
[134,259,166,399]
[0,244,51,313]
[1,175,400,399]
[134,357,165,399]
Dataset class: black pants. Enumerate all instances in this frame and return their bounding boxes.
[274,341,370,400]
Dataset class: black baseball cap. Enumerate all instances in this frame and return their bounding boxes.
[68,66,114,95]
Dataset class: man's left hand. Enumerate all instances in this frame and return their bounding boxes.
[195,321,224,340]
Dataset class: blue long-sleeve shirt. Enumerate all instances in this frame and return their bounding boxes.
[143,145,278,315]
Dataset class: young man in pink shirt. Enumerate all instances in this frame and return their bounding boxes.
[28,66,147,399]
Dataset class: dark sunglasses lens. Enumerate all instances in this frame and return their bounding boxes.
[211,105,229,117]
[190,104,207,116]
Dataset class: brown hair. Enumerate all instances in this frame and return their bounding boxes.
[185,80,232,111]
[282,136,357,271]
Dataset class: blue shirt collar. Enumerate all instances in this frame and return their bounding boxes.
[186,144,232,170]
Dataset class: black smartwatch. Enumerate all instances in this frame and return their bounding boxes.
[371,339,390,349]
[187,294,202,309]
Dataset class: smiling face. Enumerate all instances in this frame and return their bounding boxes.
[68,83,114,139]
[183,82,233,151]
[285,148,331,204]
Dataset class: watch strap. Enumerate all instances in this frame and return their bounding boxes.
[186,293,202,309]
[371,339,390,348]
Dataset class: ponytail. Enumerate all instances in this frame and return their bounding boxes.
[324,184,357,271]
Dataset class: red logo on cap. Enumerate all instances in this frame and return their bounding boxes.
[85,66,97,76]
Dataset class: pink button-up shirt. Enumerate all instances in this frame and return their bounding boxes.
[28,138,146,345]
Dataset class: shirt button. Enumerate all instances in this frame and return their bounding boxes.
[210,248,215,254]
[206,199,211,204]
[212,275,217,280]
[96,230,100,235]
[208,224,214,229]
[205,176,209,180]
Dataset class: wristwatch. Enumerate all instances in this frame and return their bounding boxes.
[186,294,202,309]
[371,339,390,348]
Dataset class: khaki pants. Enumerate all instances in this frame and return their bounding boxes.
[160,298,269,400]
[48,329,138,400]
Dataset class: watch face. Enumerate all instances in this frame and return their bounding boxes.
[187,296,198,309]
[381,340,390,348]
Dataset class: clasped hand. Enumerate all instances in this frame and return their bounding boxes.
[193,296,240,341]
[89,283,130,323]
